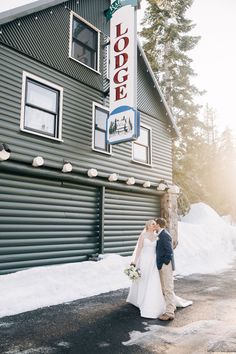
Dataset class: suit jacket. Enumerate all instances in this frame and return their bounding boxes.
[156,229,175,270]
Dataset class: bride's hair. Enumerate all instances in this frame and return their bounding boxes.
[145,219,156,231]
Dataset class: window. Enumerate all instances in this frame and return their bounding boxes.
[92,103,111,154]
[21,72,63,140]
[132,126,152,165]
[70,13,100,72]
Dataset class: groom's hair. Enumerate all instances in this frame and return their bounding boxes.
[155,218,166,228]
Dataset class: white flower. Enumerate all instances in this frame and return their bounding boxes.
[124,265,141,280]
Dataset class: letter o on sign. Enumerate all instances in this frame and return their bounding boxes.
[114,37,129,53]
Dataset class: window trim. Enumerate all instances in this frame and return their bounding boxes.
[132,123,152,166]
[105,38,110,80]
[20,71,63,141]
[92,102,112,155]
[69,11,101,74]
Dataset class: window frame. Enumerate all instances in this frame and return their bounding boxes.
[20,71,63,141]
[69,12,101,74]
[132,124,152,166]
[105,38,110,80]
[92,102,112,155]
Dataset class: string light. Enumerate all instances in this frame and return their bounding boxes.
[62,162,73,173]
[108,173,118,182]
[143,181,151,188]
[126,177,135,185]
[87,168,98,177]
[32,156,44,167]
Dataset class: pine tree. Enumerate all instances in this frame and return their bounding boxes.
[215,128,236,217]
[203,104,218,144]
[140,0,206,213]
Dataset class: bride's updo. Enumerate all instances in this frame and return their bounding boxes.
[145,219,156,231]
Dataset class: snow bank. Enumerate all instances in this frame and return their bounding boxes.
[0,202,235,318]
[175,203,236,276]
[0,255,131,318]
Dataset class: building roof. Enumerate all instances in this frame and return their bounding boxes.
[0,0,179,136]
[0,0,66,25]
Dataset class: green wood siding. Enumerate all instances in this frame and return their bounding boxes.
[0,0,174,274]
[137,54,167,122]
[0,171,100,275]
[0,45,173,185]
[104,189,160,255]
[0,0,110,91]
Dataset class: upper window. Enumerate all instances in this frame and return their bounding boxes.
[21,72,63,140]
[70,13,100,72]
[132,126,152,165]
[92,103,111,154]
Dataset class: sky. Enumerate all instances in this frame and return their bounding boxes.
[1,0,236,134]
[187,0,236,133]
[0,202,235,319]
[138,0,236,134]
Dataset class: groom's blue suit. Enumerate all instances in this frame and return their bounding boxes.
[156,229,175,270]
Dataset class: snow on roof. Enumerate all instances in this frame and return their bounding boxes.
[0,0,65,25]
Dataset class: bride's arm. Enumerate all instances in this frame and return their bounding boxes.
[131,230,145,266]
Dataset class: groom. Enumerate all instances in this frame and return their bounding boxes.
[155,217,176,321]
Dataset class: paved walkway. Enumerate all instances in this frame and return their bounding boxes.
[1,260,236,354]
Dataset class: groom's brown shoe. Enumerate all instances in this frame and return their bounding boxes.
[158,313,174,321]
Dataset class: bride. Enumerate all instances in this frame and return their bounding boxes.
[126,219,166,319]
[126,219,192,319]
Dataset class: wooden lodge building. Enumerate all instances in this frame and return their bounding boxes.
[0,0,179,275]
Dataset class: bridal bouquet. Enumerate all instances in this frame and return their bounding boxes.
[124,264,141,280]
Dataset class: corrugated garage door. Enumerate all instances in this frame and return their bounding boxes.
[0,172,100,275]
[104,189,161,255]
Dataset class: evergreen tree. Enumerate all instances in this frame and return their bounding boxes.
[140,0,206,213]
[203,104,218,144]
[214,128,236,218]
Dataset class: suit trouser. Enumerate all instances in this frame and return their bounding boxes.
[159,262,176,316]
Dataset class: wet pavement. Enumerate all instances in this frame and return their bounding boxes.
[0,260,236,354]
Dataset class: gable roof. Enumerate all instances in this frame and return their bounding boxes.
[0,0,179,136]
[0,0,66,25]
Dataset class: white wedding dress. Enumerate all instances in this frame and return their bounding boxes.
[126,233,193,319]
[126,234,166,319]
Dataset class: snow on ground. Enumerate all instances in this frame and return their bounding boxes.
[175,202,236,276]
[0,202,235,318]
[122,320,236,352]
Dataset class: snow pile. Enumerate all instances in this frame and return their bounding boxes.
[0,254,131,318]
[175,203,236,275]
[0,202,235,318]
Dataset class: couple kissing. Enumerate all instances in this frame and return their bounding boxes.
[126,218,192,321]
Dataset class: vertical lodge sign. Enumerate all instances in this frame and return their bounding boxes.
[107,2,140,145]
